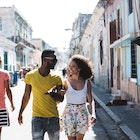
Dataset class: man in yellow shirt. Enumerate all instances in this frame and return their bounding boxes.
[18,49,64,140]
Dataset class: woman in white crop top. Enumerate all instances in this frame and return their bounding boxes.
[61,54,96,140]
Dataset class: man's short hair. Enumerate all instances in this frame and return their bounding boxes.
[41,49,55,60]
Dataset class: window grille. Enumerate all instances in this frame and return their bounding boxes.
[131,44,137,78]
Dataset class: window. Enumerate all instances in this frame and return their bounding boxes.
[0,18,2,30]
[100,40,103,65]
[116,9,121,39]
[109,20,116,44]
[109,9,121,44]
[4,52,8,70]
[128,0,133,14]
[131,43,137,78]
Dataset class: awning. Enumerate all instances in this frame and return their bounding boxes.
[132,36,140,45]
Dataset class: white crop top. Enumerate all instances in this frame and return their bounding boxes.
[65,79,88,104]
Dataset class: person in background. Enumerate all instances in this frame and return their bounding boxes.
[62,67,67,78]
[61,54,96,140]
[0,68,15,140]
[18,49,64,140]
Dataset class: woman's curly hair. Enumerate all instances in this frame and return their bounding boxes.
[69,54,94,79]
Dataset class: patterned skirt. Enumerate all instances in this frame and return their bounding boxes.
[61,103,88,136]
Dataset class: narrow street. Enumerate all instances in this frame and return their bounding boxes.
[2,79,128,140]
[0,2,140,139]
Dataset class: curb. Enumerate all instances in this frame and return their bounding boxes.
[93,94,139,140]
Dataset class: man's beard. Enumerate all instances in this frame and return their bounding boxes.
[48,63,55,69]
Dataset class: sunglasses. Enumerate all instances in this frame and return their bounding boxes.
[44,57,57,62]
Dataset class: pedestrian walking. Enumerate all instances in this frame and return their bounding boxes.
[0,69,15,140]
[62,68,66,78]
[60,54,96,140]
[18,49,64,140]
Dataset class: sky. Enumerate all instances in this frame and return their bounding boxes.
[0,0,99,50]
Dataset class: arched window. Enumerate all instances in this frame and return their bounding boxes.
[100,40,103,65]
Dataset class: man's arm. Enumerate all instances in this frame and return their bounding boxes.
[5,79,15,111]
[18,84,32,125]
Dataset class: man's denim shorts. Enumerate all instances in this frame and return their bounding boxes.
[32,116,60,140]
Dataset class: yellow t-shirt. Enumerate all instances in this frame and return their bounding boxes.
[24,69,63,117]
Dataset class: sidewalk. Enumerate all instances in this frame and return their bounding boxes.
[92,83,140,140]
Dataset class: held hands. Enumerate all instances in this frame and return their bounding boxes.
[44,85,66,102]
[45,85,66,95]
